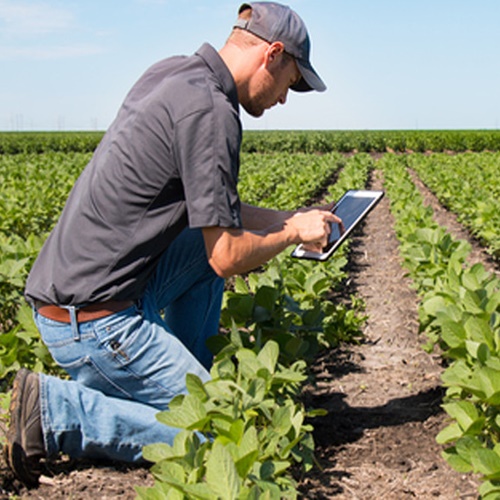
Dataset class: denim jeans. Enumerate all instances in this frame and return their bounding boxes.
[35,228,224,462]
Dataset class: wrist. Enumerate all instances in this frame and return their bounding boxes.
[283,218,300,246]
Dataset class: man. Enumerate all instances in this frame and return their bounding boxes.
[5,1,338,486]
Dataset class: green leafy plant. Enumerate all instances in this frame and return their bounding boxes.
[137,335,317,499]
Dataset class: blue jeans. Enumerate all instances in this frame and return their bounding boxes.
[35,228,224,462]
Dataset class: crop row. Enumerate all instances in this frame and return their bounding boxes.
[2,129,500,155]
[408,153,500,259]
[380,154,500,499]
[242,130,500,154]
[140,154,373,498]
[0,132,103,155]
[238,152,343,208]
[0,152,90,239]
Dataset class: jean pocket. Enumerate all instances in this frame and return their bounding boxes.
[35,311,72,344]
[93,308,145,365]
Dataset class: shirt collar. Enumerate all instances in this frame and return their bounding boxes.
[195,43,239,112]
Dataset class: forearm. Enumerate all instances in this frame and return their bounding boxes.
[203,205,339,278]
[203,224,296,278]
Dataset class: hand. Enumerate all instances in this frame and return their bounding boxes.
[287,208,343,251]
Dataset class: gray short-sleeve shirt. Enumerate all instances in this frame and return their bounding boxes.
[25,43,242,306]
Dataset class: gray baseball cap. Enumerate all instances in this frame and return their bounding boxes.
[234,2,326,92]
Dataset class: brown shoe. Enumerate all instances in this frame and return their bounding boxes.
[4,368,45,487]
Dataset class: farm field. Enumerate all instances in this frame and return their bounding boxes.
[1,131,500,499]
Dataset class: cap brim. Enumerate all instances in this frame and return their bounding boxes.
[292,59,327,93]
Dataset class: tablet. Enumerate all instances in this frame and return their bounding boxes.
[291,190,384,261]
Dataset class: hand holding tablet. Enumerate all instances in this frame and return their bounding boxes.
[291,190,384,261]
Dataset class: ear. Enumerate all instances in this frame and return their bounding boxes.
[264,41,285,68]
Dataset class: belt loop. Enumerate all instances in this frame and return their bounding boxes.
[66,306,80,341]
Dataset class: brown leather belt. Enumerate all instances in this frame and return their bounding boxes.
[35,300,135,323]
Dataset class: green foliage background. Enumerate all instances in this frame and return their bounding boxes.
[1,130,500,497]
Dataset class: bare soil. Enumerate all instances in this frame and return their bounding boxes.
[1,163,497,499]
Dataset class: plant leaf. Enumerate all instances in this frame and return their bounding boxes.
[205,441,241,499]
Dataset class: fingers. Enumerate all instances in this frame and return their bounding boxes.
[290,208,341,249]
[325,211,342,225]
[312,210,344,249]
[289,201,346,253]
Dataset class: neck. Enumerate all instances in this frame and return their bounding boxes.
[219,41,266,101]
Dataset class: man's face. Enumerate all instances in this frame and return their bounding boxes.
[242,51,302,118]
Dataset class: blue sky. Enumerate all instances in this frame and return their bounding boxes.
[1,0,499,131]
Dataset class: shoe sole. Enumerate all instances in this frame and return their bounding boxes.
[5,369,41,487]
